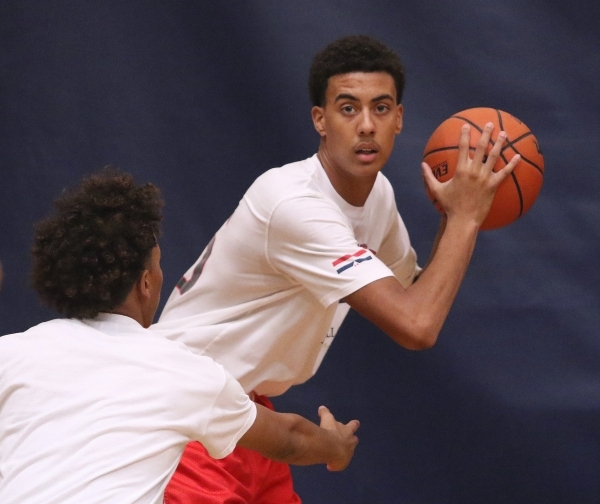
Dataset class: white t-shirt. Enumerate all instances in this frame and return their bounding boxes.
[155,154,419,396]
[0,314,256,504]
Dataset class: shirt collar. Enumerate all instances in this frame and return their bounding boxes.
[83,313,146,336]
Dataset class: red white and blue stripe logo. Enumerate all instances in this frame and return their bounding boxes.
[332,249,373,274]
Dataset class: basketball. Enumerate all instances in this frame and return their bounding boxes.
[422,107,544,230]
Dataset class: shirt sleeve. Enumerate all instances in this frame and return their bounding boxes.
[200,366,257,459]
[267,194,395,307]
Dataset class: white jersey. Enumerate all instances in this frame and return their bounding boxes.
[0,314,256,504]
[155,154,419,396]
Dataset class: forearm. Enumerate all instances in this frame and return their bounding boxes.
[421,214,447,271]
[267,413,345,466]
[237,405,354,470]
[406,214,478,336]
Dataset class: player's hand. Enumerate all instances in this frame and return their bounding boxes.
[318,405,360,471]
[422,122,521,228]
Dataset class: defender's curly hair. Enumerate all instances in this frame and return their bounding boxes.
[309,35,406,107]
[31,167,163,319]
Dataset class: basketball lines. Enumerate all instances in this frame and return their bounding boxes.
[423,111,544,218]
[509,171,524,216]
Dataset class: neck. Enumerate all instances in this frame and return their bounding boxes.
[317,149,376,207]
[111,288,149,328]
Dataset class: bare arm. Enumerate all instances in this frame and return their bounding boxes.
[346,123,521,350]
[237,404,360,471]
[414,214,447,280]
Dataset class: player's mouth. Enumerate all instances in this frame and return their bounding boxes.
[355,143,379,163]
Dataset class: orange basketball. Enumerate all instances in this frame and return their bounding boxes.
[422,107,544,230]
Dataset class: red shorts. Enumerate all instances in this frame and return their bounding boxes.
[164,394,301,504]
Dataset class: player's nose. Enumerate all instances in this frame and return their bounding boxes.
[357,110,375,136]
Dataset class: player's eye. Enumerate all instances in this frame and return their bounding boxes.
[375,104,390,114]
[341,105,356,114]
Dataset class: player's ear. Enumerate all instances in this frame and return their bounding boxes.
[395,104,404,135]
[137,269,152,300]
[312,106,326,137]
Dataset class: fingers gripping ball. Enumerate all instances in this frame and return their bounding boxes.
[422,107,544,230]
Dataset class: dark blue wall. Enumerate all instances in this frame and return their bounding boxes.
[1,1,599,502]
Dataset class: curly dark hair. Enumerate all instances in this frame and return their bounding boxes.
[30,167,163,319]
[309,35,406,107]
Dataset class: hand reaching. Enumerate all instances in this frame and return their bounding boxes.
[318,405,360,471]
[422,122,521,228]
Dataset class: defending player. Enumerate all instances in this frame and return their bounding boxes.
[0,169,359,504]
[154,35,520,502]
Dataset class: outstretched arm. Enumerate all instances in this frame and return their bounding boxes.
[345,123,521,350]
[237,404,360,471]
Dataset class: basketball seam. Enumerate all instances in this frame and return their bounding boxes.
[502,133,544,176]
[517,155,544,175]
[500,111,526,217]
[424,114,497,157]
[423,145,459,156]
[509,171,524,216]
[451,115,486,135]
[497,109,504,131]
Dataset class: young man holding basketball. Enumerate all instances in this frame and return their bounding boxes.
[0,169,359,503]
[154,35,520,502]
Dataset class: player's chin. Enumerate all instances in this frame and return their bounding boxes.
[354,157,385,175]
